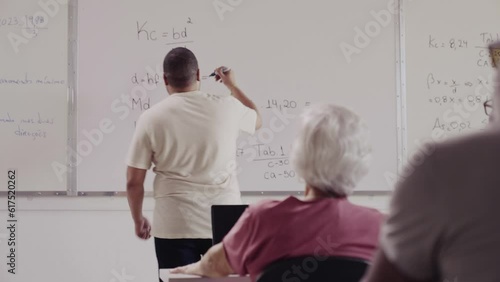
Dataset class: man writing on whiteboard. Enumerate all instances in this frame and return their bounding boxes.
[125,47,262,271]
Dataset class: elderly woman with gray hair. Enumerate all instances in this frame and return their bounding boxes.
[172,104,383,280]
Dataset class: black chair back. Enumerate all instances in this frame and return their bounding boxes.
[257,256,369,282]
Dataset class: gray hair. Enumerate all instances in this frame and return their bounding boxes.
[290,104,372,197]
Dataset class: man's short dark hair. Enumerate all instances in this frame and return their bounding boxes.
[163,47,199,89]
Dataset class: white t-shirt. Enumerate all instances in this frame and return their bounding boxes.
[126,90,257,238]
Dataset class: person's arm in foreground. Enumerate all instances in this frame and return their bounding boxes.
[170,243,234,277]
[215,66,263,130]
[126,166,151,240]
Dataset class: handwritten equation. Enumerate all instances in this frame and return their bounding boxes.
[426,73,492,94]
[427,94,490,106]
[428,32,499,68]
[432,117,488,134]
[136,18,194,46]
[0,15,47,37]
[131,72,160,86]
[237,144,299,181]
[428,32,498,50]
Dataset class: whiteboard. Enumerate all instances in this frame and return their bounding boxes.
[77,0,398,192]
[0,0,68,191]
[405,0,499,156]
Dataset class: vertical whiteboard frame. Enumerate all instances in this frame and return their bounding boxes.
[395,0,408,175]
[67,0,78,196]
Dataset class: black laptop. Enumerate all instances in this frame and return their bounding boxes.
[211,205,249,245]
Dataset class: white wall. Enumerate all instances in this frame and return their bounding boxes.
[0,194,391,282]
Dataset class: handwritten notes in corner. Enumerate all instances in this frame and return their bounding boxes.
[0,111,56,141]
[0,73,66,86]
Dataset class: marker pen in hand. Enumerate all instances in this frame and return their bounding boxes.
[209,67,231,77]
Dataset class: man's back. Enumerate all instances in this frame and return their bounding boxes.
[126,48,262,270]
[139,91,255,185]
[127,90,257,238]
[381,129,500,282]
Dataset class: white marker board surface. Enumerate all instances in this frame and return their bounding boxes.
[77,0,398,192]
[3,0,499,194]
[405,0,499,156]
[0,0,68,191]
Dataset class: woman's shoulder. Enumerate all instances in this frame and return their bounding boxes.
[247,196,299,216]
[342,200,385,221]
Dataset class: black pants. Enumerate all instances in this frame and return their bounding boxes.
[155,237,212,281]
[155,237,212,282]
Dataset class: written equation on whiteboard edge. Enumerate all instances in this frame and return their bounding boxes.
[0,112,55,141]
[427,94,489,107]
[432,118,488,134]
[0,14,47,38]
[426,73,492,94]
[427,32,499,68]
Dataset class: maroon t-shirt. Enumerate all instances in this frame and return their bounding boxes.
[223,196,383,279]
